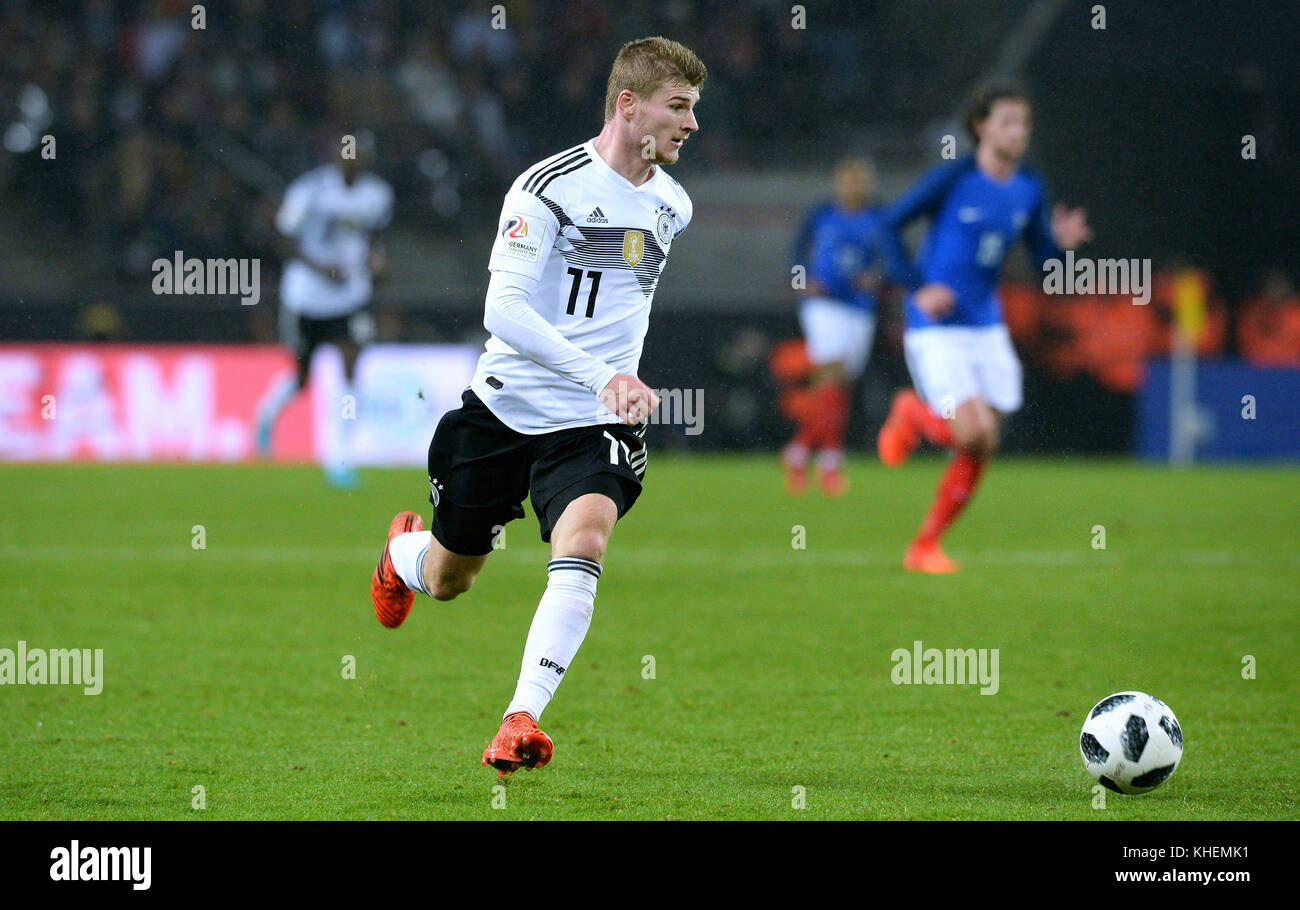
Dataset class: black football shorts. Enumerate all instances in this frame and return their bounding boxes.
[426,389,647,555]
[286,309,374,358]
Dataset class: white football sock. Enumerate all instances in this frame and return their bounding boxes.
[817,448,844,471]
[256,373,298,425]
[325,383,354,472]
[388,530,432,595]
[782,441,810,469]
[505,557,601,722]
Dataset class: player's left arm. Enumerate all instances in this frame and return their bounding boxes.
[368,243,389,283]
[854,213,885,293]
[360,178,395,281]
[1026,177,1092,266]
[1049,202,1092,251]
[358,177,395,232]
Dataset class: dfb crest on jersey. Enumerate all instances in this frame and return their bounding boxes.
[655,212,673,248]
[623,230,645,267]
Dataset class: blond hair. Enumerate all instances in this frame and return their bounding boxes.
[604,37,707,122]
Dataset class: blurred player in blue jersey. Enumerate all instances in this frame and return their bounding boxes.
[875,87,1091,572]
[782,158,883,496]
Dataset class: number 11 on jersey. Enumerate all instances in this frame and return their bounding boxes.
[566,267,602,317]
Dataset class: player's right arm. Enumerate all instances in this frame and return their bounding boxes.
[483,189,657,424]
[274,173,344,282]
[875,159,971,317]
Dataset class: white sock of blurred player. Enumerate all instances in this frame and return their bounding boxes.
[254,372,299,453]
[320,378,358,484]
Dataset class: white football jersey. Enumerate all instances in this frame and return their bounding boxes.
[473,139,693,433]
[277,165,393,318]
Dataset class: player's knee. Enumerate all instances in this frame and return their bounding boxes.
[977,409,1001,455]
[429,571,474,602]
[427,563,479,601]
[951,421,981,452]
[983,426,1001,455]
[959,429,997,458]
[952,423,992,458]
[555,528,609,564]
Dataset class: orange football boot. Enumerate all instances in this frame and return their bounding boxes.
[482,711,554,778]
[877,390,924,467]
[784,463,808,495]
[819,468,849,497]
[781,444,809,495]
[371,510,423,628]
[903,539,960,574]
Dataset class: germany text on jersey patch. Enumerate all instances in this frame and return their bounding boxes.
[499,213,543,262]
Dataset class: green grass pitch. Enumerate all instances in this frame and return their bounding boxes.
[1,456,1296,820]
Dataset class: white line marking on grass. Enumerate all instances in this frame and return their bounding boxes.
[0,545,1295,568]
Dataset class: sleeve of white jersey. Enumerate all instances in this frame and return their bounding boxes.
[486,188,559,283]
[482,271,617,396]
[482,187,616,395]
[275,174,314,238]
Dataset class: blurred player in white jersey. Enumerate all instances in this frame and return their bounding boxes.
[369,37,705,776]
[255,132,393,488]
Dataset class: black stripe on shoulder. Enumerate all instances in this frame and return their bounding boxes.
[519,144,584,190]
[534,194,574,230]
[522,146,586,193]
[534,157,591,195]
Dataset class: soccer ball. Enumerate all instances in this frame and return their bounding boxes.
[1079,691,1183,794]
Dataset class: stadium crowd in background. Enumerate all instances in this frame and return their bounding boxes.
[1236,271,1300,368]
[0,0,856,280]
[2,1,1297,377]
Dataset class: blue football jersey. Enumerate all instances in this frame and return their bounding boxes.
[876,156,1060,328]
[792,202,882,312]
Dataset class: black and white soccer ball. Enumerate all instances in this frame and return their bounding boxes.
[1079,691,1183,794]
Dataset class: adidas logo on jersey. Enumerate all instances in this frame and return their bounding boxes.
[585,207,609,224]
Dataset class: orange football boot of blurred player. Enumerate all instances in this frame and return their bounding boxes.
[903,539,960,574]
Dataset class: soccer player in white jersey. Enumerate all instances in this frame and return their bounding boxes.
[255,136,393,488]
[370,37,705,776]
